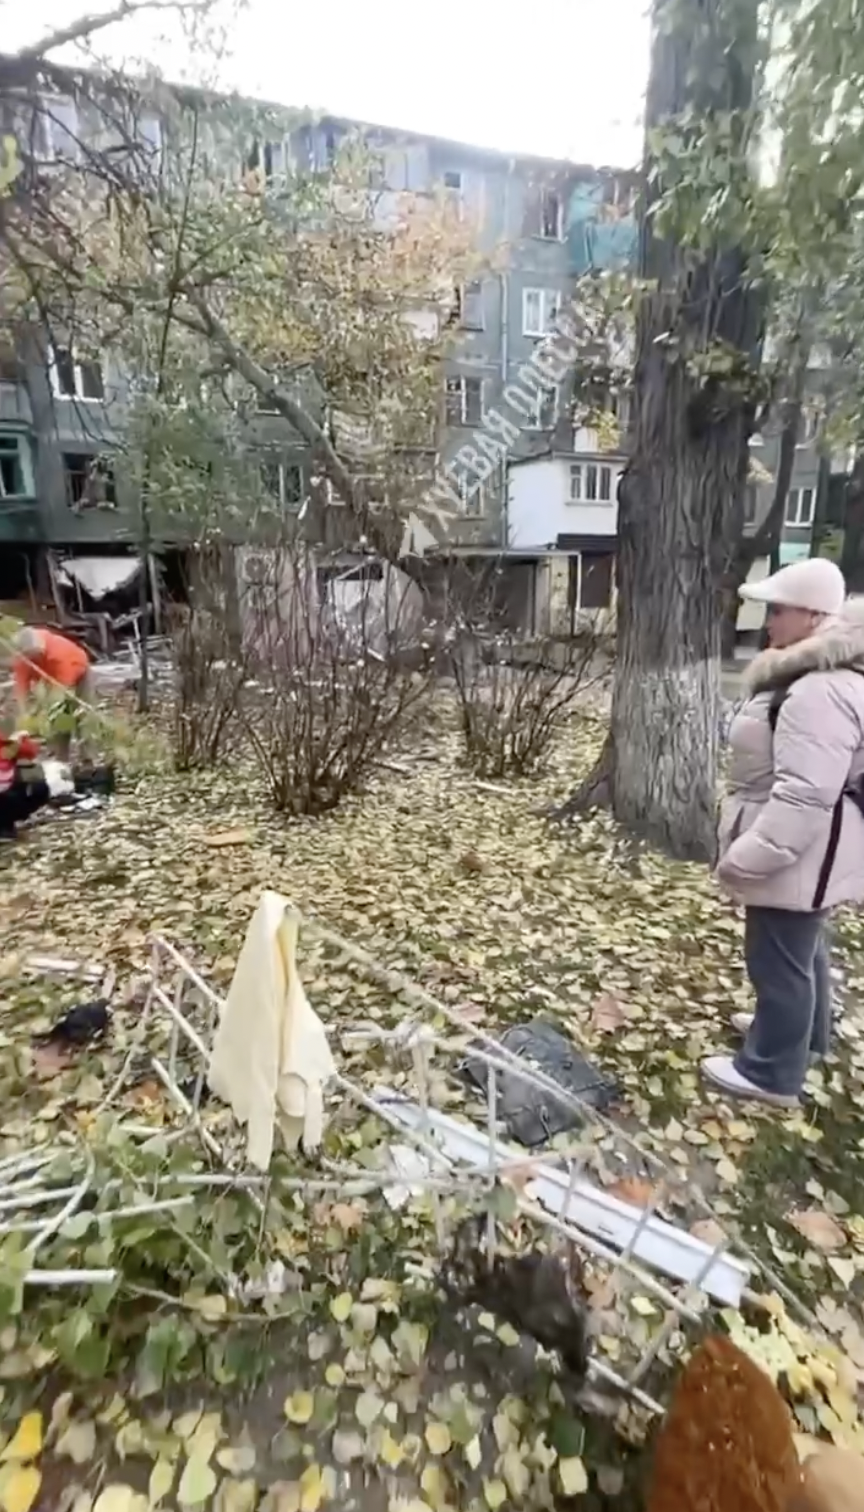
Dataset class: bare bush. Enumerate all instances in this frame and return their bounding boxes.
[169,553,249,771]
[238,543,434,815]
[445,563,606,779]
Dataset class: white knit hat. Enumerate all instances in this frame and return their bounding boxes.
[739,558,846,616]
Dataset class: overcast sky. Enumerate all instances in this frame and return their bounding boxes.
[4,0,651,167]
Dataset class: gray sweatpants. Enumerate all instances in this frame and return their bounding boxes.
[734,907,832,1098]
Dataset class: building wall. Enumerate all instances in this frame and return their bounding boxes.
[507,455,622,550]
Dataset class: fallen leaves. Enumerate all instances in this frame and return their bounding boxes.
[787,1209,847,1253]
[590,991,632,1033]
[178,1458,217,1507]
[0,1416,42,1463]
[283,1394,315,1427]
[0,1468,41,1512]
[4,699,864,1504]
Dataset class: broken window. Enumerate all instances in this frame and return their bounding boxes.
[63,452,117,511]
[528,386,557,429]
[0,434,28,498]
[524,185,563,240]
[50,345,104,401]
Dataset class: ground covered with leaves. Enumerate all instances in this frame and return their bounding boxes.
[2,704,864,1512]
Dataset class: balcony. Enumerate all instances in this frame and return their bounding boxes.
[0,383,33,425]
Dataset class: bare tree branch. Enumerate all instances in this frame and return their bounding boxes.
[14,0,211,64]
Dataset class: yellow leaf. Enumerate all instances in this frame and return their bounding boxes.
[559,1457,589,1496]
[464,1436,482,1471]
[178,1458,217,1507]
[424,1422,452,1456]
[0,1466,41,1512]
[214,1480,258,1512]
[298,1464,324,1512]
[148,1459,175,1506]
[0,1415,42,1462]
[216,1447,257,1475]
[495,1323,520,1348]
[483,1481,507,1509]
[377,1431,403,1469]
[283,1394,314,1426]
[196,1295,228,1321]
[324,1364,345,1388]
[173,1412,202,1440]
[829,1257,856,1287]
[93,1486,139,1512]
[631,1296,657,1317]
[56,1419,96,1465]
[329,1293,352,1324]
[420,1465,448,1508]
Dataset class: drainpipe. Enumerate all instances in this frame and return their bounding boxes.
[499,160,513,551]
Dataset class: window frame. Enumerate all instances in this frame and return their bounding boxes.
[445,375,483,426]
[570,461,614,504]
[261,457,304,512]
[527,384,558,430]
[49,345,105,403]
[456,473,485,516]
[62,450,117,511]
[0,432,31,499]
[31,94,80,163]
[522,287,561,338]
[785,485,815,527]
[538,187,563,241]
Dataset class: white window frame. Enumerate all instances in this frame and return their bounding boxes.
[570,461,614,504]
[49,345,105,402]
[522,287,561,338]
[445,376,483,426]
[456,473,485,517]
[785,486,815,527]
[32,95,79,163]
[797,407,819,447]
[606,388,632,432]
[262,458,304,512]
[457,279,484,329]
[442,168,464,221]
[527,384,558,429]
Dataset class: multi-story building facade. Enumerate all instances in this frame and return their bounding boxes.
[0,86,829,637]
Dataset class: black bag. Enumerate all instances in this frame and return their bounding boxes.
[768,675,864,908]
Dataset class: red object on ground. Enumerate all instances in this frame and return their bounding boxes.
[12,628,90,701]
[646,1335,801,1512]
[0,733,41,793]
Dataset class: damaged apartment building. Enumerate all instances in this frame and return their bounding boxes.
[0,68,830,643]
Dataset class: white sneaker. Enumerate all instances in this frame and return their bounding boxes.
[700,1055,800,1108]
[731,1012,753,1035]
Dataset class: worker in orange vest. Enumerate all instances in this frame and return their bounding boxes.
[12,626,94,760]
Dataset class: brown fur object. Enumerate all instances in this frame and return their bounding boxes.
[787,1448,864,1512]
[646,1335,802,1512]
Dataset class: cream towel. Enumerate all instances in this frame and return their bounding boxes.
[208,891,335,1171]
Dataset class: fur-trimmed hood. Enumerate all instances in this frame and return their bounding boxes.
[745,595,864,695]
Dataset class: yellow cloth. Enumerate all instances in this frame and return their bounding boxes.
[208,891,335,1171]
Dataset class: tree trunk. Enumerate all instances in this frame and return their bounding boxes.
[719,336,811,657]
[556,0,762,861]
[840,453,864,592]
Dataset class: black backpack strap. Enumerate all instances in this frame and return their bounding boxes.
[768,687,788,733]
